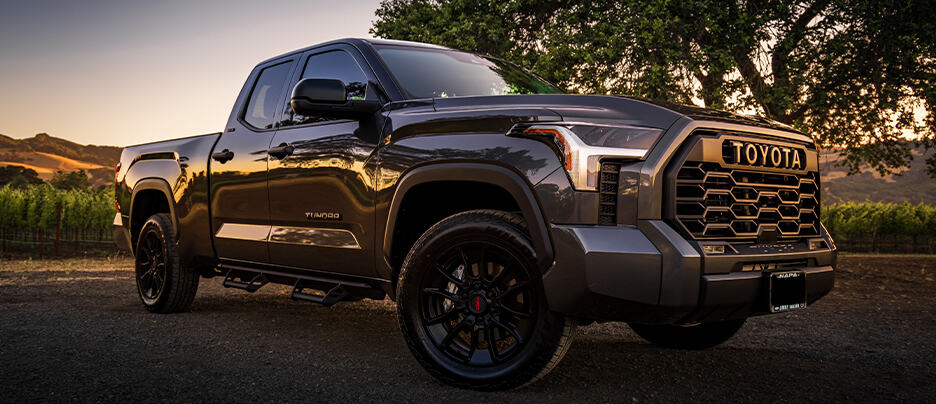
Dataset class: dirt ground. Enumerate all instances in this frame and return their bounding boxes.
[1,254,934,402]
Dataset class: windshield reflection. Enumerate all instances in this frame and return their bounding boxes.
[375,46,563,98]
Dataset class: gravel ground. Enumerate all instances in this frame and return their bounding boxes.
[1,254,934,402]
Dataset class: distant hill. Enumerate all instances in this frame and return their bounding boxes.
[0,133,121,166]
[0,133,122,187]
[820,146,936,205]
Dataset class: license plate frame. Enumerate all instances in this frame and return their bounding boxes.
[768,270,807,313]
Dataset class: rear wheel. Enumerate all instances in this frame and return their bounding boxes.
[396,210,576,390]
[134,213,199,313]
[629,319,745,349]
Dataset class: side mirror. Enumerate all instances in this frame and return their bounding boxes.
[289,78,381,119]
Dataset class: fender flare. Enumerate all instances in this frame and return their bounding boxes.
[129,178,179,244]
[383,162,554,272]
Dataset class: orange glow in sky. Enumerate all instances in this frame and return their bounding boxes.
[0,0,381,147]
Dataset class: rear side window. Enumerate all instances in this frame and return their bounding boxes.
[281,50,368,126]
[244,62,292,129]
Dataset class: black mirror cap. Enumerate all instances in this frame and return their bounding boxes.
[290,78,381,119]
[292,78,346,104]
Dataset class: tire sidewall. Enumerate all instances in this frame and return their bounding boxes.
[397,212,561,386]
[134,214,178,312]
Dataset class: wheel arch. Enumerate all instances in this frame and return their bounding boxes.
[383,163,554,292]
[129,178,178,250]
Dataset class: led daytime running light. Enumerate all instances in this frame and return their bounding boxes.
[523,127,572,170]
[516,123,661,191]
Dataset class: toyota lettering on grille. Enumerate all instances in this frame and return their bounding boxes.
[725,140,806,170]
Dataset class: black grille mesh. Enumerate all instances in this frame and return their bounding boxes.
[598,162,621,225]
[674,162,820,239]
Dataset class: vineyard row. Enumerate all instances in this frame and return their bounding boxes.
[2,185,935,254]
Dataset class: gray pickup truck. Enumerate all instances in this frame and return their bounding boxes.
[113,38,836,390]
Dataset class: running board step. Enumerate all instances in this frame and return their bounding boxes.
[291,281,348,307]
[223,269,268,292]
[217,263,385,306]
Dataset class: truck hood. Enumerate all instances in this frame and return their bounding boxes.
[431,94,800,134]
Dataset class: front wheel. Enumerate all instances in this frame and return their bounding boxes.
[396,210,576,391]
[629,319,746,349]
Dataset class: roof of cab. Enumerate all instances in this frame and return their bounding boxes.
[256,38,452,66]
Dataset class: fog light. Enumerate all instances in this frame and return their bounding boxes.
[809,239,825,250]
[702,245,725,254]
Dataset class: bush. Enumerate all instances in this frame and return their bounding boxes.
[50,169,91,191]
[822,202,936,244]
[1,184,932,253]
[0,183,114,232]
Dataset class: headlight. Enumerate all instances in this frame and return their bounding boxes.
[514,123,663,191]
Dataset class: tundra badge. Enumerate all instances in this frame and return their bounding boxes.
[305,211,341,221]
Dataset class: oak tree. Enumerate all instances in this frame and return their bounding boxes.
[372,0,936,175]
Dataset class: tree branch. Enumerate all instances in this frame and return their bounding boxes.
[770,1,830,119]
[770,0,829,76]
[772,0,830,80]
[788,102,810,122]
[733,44,779,118]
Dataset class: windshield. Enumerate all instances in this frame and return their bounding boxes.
[375,45,564,98]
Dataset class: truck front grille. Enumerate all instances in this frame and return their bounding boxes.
[598,162,621,225]
[674,162,820,240]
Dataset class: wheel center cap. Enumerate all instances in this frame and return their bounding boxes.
[468,293,488,314]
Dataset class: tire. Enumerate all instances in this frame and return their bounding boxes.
[396,210,576,391]
[134,213,199,313]
[629,319,746,350]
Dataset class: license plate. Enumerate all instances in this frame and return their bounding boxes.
[768,271,807,313]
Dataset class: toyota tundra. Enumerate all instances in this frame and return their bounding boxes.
[113,38,836,390]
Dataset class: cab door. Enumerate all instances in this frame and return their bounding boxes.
[266,45,383,277]
[209,59,295,263]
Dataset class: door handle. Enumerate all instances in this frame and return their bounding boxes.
[268,143,295,159]
[212,149,234,163]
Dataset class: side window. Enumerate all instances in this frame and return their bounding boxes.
[243,62,292,130]
[282,50,368,126]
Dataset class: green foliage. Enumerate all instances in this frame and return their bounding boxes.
[0,184,114,232]
[822,202,936,238]
[7,175,32,189]
[50,169,91,191]
[0,165,43,187]
[372,0,936,176]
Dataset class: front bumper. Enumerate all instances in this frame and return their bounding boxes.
[542,220,836,324]
[113,213,132,251]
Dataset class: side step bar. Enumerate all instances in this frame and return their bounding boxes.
[219,264,385,306]
[292,281,348,307]
[222,270,268,292]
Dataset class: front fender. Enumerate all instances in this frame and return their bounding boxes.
[383,162,555,272]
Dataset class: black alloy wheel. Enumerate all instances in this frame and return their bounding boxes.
[136,227,168,305]
[397,210,576,391]
[133,213,199,313]
[420,241,536,366]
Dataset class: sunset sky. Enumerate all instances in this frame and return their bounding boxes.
[0,0,381,147]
